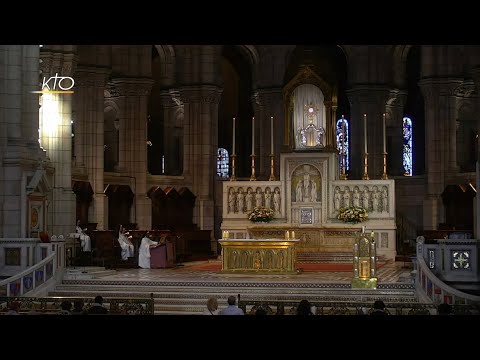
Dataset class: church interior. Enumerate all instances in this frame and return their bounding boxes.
[1,45,480,315]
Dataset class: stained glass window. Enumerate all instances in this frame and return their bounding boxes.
[217,148,229,178]
[403,117,413,176]
[336,118,349,170]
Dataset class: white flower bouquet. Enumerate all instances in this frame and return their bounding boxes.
[337,206,368,224]
[248,206,274,223]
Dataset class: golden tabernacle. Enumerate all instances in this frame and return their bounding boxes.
[219,238,300,273]
[352,229,377,288]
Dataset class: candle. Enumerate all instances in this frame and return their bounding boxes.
[291,230,295,239]
[252,117,255,155]
[270,116,274,155]
[382,113,386,153]
[371,231,375,238]
[361,226,365,234]
[232,117,236,155]
[285,230,289,240]
[364,114,367,154]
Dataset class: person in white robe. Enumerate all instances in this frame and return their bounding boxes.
[138,233,159,269]
[118,225,134,260]
[76,220,91,252]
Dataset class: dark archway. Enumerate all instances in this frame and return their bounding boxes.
[441,184,475,231]
[72,180,93,225]
[219,46,254,178]
[105,184,134,230]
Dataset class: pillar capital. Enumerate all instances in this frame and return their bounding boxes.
[105,77,154,98]
[179,85,223,104]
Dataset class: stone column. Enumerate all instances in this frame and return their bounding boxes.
[385,89,407,176]
[38,49,79,237]
[111,78,154,230]
[251,88,283,179]
[346,86,390,179]
[0,45,46,237]
[471,67,480,238]
[181,86,223,230]
[159,89,183,175]
[75,68,110,230]
[418,79,461,229]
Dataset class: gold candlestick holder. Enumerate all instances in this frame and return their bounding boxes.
[250,154,257,181]
[381,152,388,180]
[340,152,348,180]
[362,153,369,180]
[269,154,276,181]
[230,154,237,181]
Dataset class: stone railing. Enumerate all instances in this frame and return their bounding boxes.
[0,252,58,297]
[415,237,480,305]
[0,294,155,315]
[238,299,479,315]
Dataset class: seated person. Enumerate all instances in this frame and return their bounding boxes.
[219,295,244,315]
[117,224,134,260]
[76,220,91,252]
[370,300,388,315]
[138,232,159,269]
[88,295,108,314]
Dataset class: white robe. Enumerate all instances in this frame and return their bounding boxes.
[76,226,91,252]
[138,237,158,269]
[118,232,134,260]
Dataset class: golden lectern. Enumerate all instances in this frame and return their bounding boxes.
[352,229,377,288]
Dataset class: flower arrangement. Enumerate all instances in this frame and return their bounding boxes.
[248,206,274,223]
[337,206,368,224]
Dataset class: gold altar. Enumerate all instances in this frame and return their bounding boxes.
[352,230,377,288]
[219,238,300,273]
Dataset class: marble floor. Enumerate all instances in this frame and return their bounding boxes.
[78,260,414,285]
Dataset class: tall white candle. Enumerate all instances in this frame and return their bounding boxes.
[383,113,386,153]
[232,117,236,155]
[270,116,274,155]
[252,116,255,155]
[364,114,367,154]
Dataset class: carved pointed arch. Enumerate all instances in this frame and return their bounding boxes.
[283,66,337,149]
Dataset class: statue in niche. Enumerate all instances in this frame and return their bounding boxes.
[343,186,351,208]
[372,186,379,212]
[334,187,341,211]
[296,180,304,202]
[381,186,388,212]
[264,188,272,209]
[228,188,236,213]
[361,186,370,210]
[293,165,320,203]
[255,188,263,208]
[237,188,245,213]
[353,186,361,208]
[273,188,281,214]
[311,180,317,202]
[245,188,254,212]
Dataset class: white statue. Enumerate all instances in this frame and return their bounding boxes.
[353,187,361,208]
[303,173,312,201]
[296,180,304,202]
[334,187,341,210]
[228,188,236,213]
[343,187,351,208]
[76,220,91,252]
[264,188,272,209]
[255,188,263,208]
[361,187,370,210]
[245,188,254,212]
[372,186,380,212]
[311,180,317,202]
[381,187,388,212]
[237,188,245,213]
[273,188,281,213]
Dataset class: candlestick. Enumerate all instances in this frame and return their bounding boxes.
[230,154,237,181]
[232,117,236,155]
[382,113,386,154]
[252,116,255,155]
[270,116,274,155]
[269,154,276,181]
[364,113,367,154]
[250,154,256,181]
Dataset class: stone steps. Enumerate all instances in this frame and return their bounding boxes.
[296,252,388,264]
[50,280,416,315]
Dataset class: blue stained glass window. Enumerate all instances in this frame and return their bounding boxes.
[403,117,413,176]
[336,118,349,171]
[217,148,229,178]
